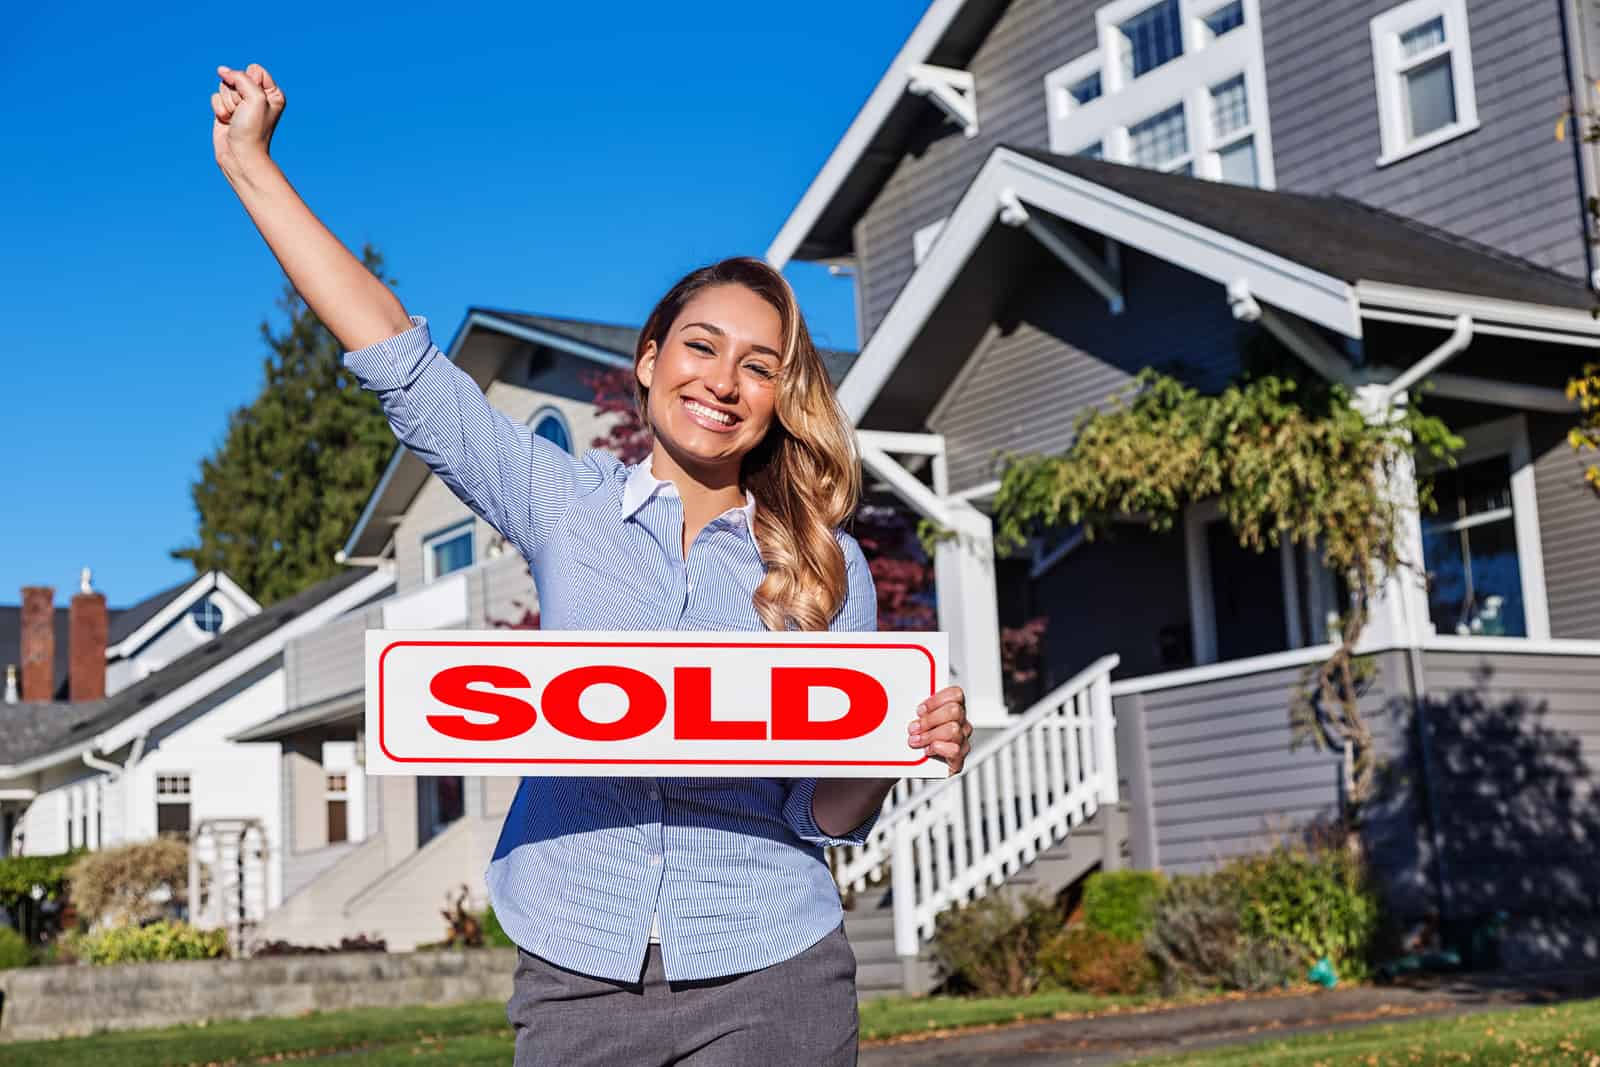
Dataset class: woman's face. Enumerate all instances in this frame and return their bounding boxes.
[637,284,783,475]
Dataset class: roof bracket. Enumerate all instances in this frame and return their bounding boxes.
[1230,280,1358,386]
[907,63,979,138]
[998,188,1124,314]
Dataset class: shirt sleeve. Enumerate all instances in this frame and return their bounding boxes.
[783,530,883,848]
[343,316,578,559]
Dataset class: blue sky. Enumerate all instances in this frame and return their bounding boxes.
[0,1,926,607]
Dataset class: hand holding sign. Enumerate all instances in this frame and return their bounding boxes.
[365,631,949,779]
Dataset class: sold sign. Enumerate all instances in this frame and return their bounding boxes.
[363,631,947,778]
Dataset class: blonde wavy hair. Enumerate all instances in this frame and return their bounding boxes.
[633,257,862,632]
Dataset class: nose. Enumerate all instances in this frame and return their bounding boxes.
[704,356,739,402]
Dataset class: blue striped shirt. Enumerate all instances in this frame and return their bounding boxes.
[344,316,880,982]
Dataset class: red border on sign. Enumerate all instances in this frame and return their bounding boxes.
[376,639,937,767]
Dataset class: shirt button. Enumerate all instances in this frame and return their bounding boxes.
[686,581,694,592]
[648,854,662,866]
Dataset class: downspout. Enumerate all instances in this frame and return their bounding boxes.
[1379,315,1474,405]
[82,731,148,847]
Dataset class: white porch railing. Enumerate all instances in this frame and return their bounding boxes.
[832,655,1121,958]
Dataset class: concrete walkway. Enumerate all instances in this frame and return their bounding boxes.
[859,974,1593,1066]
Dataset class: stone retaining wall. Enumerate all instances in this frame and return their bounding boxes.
[0,947,518,1042]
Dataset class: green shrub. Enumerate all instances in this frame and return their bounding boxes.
[1146,873,1298,993]
[1231,839,1380,981]
[0,924,29,970]
[930,892,1062,997]
[1037,926,1157,995]
[1081,870,1167,944]
[482,906,514,949]
[0,853,77,912]
[77,920,229,965]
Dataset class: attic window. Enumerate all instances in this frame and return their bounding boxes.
[189,595,224,635]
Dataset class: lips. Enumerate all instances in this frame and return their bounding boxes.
[682,396,741,433]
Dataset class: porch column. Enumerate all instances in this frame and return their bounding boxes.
[1354,385,1431,648]
[858,432,1008,728]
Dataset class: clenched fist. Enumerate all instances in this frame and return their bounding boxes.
[212,64,286,177]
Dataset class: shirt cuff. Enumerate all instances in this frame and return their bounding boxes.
[783,778,879,848]
[342,315,436,392]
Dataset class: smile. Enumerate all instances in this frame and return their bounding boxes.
[683,397,740,431]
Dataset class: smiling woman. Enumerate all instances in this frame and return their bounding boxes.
[209,60,972,1067]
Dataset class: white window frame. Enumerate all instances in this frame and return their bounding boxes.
[1044,0,1276,189]
[1417,414,1550,639]
[1369,0,1479,167]
[528,405,576,456]
[422,518,476,583]
[913,217,949,266]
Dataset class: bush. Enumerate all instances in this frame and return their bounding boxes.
[0,852,80,945]
[0,925,29,970]
[1081,870,1167,944]
[68,838,189,928]
[251,934,387,957]
[1231,839,1380,981]
[483,906,514,949]
[77,920,229,965]
[1038,926,1157,995]
[1146,873,1298,993]
[930,892,1062,997]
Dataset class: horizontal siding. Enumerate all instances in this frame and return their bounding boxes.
[284,609,369,711]
[473,553,540,629]
[1419,649,1600,914]
[931,251,1242,492]
[856,0,1095,340]
[1264,0,1588,276]
[1135,659,1393,875]
[1532,414,1600,639]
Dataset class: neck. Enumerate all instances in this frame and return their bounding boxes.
[647,442,745,515]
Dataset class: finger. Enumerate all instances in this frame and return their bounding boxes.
[911,703,965,736]
[210,93,230,122]
[218,65,265,103]
[918,686,963,710]
[245,62,267,85]
[256,65,286,110]
[909,721,966,748]
[928,740,964,764]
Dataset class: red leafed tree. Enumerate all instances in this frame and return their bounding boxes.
[582,367,653,464]
[851,501,937,632]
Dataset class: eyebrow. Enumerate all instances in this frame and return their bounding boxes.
[680,321,781,360]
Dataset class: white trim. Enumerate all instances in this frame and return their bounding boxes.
[1183,499,1220,664]
[834,147,1360,422]
[182,592,228,640]
[906,63,979,138]
[81,569,396,759]
[106,572,262,661]
[1423,635,1600,655]
[421,518,476,584]
[1356,284,1600,342]
[1424,373,1579,414]
[1370,0,1480,167]
[1046,0,1276,189]
[856,429,946,457]
[765,0,969,269]
[527,404,577,456]
[912,216,949,266]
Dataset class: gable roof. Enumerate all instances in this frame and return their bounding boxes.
[341,307,860,558]
[0,567,392,774]
[767,0,1006,267]
[838,145,1600,426]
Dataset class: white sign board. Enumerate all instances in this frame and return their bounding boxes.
[363,630,948,778]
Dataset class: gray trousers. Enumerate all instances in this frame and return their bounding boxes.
[508,924,859,1066]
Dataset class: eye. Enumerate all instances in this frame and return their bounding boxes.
[687,341,715,355]
[744,362,777,380]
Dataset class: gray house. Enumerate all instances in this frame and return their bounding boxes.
[771,0,1600,991]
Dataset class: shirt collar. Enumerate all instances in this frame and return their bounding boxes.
[621,459,757,533]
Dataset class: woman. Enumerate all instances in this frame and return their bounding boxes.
[211,63,972,1065]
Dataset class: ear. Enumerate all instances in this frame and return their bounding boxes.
[636,341,657,390]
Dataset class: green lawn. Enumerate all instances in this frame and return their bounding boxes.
[1127,998,1600,1066]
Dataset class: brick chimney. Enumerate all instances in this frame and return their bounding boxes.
[70,569,107,703]
[19,585,54,702]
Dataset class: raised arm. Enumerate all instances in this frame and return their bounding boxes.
[211,63,410,351]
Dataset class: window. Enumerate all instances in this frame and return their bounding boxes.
[1129,104,1191,171]
[912,217,948,266]
[1210,75,1259,185]
[530,407,573,455]
[1422,455,1526,637]
[423,519,475,582]
[1370,0,1478,165]
[1077,141,1106,160]
[189,595,224,635]
[156,774,192,837]
[416,776,465,848]
[1117,0,1183,83]
[326,773,349,845]
[1202,0,1245,39]
[1066,72,1103,108]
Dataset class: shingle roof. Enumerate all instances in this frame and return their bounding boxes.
[1006,148,1596,311]
[0,567,378,770]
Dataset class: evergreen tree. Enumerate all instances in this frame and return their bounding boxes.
[172,245,398,604]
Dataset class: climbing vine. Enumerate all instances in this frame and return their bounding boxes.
[1568,364,1600,495]
[990,371,1460,814]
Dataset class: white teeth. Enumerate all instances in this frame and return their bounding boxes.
[685,399,735,426]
